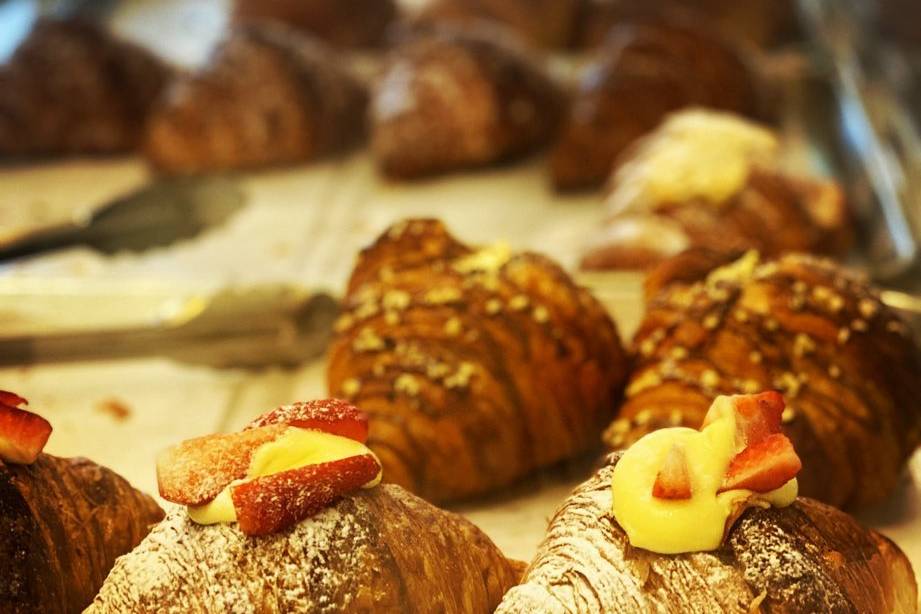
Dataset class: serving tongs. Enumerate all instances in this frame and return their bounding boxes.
[0,280,338,369]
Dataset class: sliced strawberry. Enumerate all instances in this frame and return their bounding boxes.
[703,391,785,449]
[246,399,369,443]
[0,391,28,408]
[157,424,288,505]
[0,402,52,464]
[718,433,801,494]
[231,453,381,536]
[652,443,692,500]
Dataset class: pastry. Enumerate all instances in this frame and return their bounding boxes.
[605,250,921,508]
[370,27,564,179]
[144,22,367,174]
[413,0,582,49]
[498,393,918,613]
[232,0,397,48]
[580,110,851,270]
[0,18,172,159]
[327,219,628,502]
[87,399,521,613]
[0,391,163,614]
[550,24,759,190]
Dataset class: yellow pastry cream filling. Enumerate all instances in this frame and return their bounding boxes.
[188,428,382,525]
[610,396,797,554]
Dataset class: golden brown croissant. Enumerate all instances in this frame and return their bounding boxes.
[497,454,918,613]
[550,23,759,190]
[327,219,628,502]
[0,453,163,614]
[579,110,852,270]
[0,18,172,159]
[605,251,921,508]
[144,22,367,174]
[413,0,582,49]
[86,484,520,613]
[233,0,397,47]
[370,27,564,179]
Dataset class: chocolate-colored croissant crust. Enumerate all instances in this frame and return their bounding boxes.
[606,251,921,508]
[327,219,628,502]
[497,455,917,613]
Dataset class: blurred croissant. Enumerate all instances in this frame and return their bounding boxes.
[605,250,921,508]
[144,22,367,173]
[370,27,564,179]
[327,219,628,502]
[580,110,852,270]
[0,18,172,159]
[233,0,397,47]
[551,22,759,190]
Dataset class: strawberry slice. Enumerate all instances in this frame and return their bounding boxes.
[703,391,785,449]
[0,391,28,408]
[246,399,369,443]
[231,453,381,536]
[0,401,52,464]
[652,443,692,500]
[718,433,801,494]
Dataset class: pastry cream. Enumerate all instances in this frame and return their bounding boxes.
[189,428,382,525]
[610,396,797,554]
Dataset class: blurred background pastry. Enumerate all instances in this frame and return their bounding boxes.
[580,110,852,270]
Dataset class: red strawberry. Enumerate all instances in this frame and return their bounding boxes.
[0,402,52,464]
[246,399,369,443]
[703,391,785,449]
[231,453,381,536]
[0,391,27,407]
[652,443,692,500]
[719,433,802,494]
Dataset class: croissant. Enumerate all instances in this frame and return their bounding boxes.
[0,17,172,159]
[327,219,628,502]
[87,483,520,613]
[580,110,852,270]
[370,27,564,179]
[233,0,397,47]
[550,22,759,190]
[497,454,918,613]
[1,453,164,614]
[605,250,921,508]
[413,0,582,49]
[144,22,367,174]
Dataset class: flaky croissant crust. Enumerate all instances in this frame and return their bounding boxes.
[497,455,918,614]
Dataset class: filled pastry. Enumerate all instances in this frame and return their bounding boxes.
[606,250,921,508]
[233,0,397,48]
[0,391,163,614]
[413,0,582,49]
[550,22,759,190]
[0,18,172,159]
[580,110,852,270]
[144,22,367,174]
[371,27,564,179]
[87,399,521,613]
[499,393,918,613]
[327,219,628,502]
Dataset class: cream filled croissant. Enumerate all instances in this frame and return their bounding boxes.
[498,393,918,613]
[88,399,521,613]
[580,110,852,270]
[327,219,628,502]
[606,250,921,508]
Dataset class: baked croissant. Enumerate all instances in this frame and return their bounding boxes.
[550,23,759,190]
[327,219,628,502]
[580,110,852,270]
[0,17,172,159]
[144,22,367,174]
[413,0,582,49]
[370,27,564,179]
[1,453,164,613]
[605,250,921,508]
[497,454,918,613]
[233,0,397,48]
